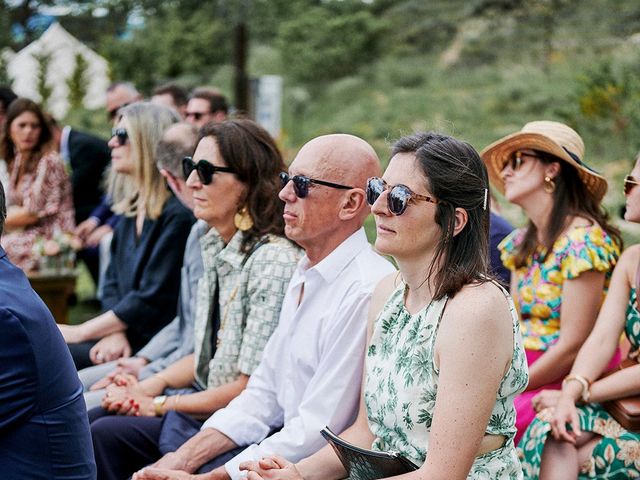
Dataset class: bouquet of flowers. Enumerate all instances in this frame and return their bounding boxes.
[32,230,82,274]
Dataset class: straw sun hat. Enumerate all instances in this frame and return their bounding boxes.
[480,120,608,201]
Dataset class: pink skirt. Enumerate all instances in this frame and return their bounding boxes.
[514,347,621,446]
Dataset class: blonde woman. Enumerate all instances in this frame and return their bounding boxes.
[59,103,194,370]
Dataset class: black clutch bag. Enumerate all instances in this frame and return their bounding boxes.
[320,426,419,480]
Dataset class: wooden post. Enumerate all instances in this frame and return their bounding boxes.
[234,22,248,114]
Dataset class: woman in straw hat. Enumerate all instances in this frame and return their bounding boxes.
[518,154,640,479]
[481,121,622,445]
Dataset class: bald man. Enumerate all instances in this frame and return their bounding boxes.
[127,135,395,480]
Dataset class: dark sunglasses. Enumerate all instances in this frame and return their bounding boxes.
[624,175,640,196]
[366,177,439,215]
[279,172,354,198]
[185,111,208,121]
[111,128,128,146]
[182,156,234,185]
[504,150,546,171]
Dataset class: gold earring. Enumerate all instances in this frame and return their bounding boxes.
[234,205,254,231]
[543,176,556,193]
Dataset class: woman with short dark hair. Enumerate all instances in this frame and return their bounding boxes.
[0,97,74,271]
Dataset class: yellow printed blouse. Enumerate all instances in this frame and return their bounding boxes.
[499,225,619,351]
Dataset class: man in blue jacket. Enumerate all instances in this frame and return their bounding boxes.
[0,182,96,479]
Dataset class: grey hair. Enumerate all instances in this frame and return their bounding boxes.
[155,123,198,178]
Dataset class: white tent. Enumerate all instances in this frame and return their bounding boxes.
[8,22,109,118]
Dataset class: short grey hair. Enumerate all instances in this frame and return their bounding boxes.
[155,123,199,178]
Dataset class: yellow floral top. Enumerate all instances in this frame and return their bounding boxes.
[499,225,619,351]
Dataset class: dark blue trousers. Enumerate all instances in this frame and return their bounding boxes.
[90,408,244,480]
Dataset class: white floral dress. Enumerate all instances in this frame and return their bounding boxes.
[364,282,529,479]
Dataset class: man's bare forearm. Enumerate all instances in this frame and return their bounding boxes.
[174,428,237,473]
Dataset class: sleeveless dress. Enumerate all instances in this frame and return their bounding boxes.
[364,282,529,479]
[519,288,640,479]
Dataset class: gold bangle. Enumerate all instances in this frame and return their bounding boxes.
[173,394,181,411]
[562,374,592,402]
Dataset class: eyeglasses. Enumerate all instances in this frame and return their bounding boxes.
[182,156,234,185]
[111,128,128,146]
[504,150,546,171]
[185,111,209,121]
[366,177,439,215]
[108,102,130,121]
[624,175,640,196]
[279,172,354,198]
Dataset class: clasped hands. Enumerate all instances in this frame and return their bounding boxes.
[101,374,156,417]
[239,456,302,480]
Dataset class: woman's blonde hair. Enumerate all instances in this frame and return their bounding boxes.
[109,102,180,219]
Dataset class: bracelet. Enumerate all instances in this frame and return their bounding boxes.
[562,374,592,402]
[173,394,182,411]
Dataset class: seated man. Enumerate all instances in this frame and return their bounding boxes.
[79,122,203,409]
[131,134,396,480]
[0,182,96,479]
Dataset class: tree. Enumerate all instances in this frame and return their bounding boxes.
[277,6,383,84]
[66,51,88,110]
[33,48,52,108]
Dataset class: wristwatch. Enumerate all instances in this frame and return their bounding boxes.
[153,395,168,417]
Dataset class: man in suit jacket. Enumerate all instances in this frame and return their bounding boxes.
[50,122,111,225]
[0,182,96,479]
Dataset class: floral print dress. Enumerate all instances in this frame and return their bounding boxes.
[364,282,529,479]
[1,151,75,272]
[500,225,620,353]
[500,225,620,443]
[519,288,640,479]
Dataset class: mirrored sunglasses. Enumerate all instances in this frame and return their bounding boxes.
[182,156,235,185]
[366,177,438,215]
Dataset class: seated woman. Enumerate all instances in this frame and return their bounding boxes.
[518,156,640,479]
[481,121,622,443]
[0,98,74,272]
[59,103,194,370]
[89,119,301,480]
[241,132,528,480]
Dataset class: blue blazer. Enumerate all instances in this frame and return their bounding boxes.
[0,247,96,479]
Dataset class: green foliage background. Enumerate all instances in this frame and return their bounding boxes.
[3,0,640,235]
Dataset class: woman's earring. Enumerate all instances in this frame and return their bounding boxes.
[234,205,254,231]
[543,176,556,193]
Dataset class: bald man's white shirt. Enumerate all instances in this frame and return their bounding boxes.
[200,228,395,479]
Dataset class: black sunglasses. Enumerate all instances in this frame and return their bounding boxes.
[182,156,234,185]
[504,150,547,171]
[111,128,128,146]
[185,111,208,121]
[279,172,354,198]
[624,175,640,196]
[366,177,439,215]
